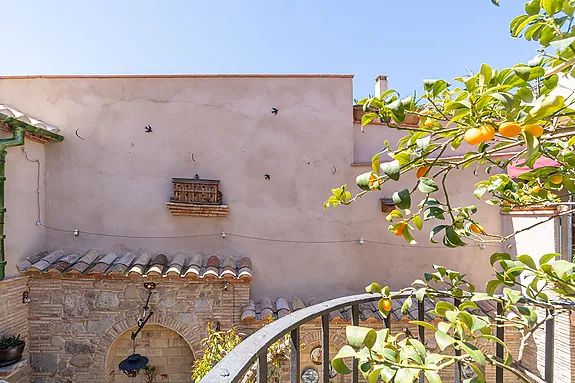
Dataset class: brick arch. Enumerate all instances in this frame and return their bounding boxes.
[300,328,348,349]
[94,313,204,382]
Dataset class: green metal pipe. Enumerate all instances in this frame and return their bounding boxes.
[0,127,26,280]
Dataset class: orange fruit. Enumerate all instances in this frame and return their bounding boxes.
[381,299,392,312]
[464,128,484,145]
[424,119,434,128]
[479,124,495,142]
[532,185,541,193]
[499,122,522,138]
[523,124,544,137]
[416,166,429,179]
[470,223,485,234]
[394,223,406,236]
[550,174,563,185]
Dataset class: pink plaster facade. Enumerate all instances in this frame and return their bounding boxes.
[0,74,502,301]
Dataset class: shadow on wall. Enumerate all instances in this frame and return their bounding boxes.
[105,324,195,383]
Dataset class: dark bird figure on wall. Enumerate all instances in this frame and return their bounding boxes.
[264,174,270,180]
[144,125,153,133]
[271,108,278,115]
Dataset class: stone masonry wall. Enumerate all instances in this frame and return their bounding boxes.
[106,324,194,383]
[27,274,249,383]
[0,277,30,383]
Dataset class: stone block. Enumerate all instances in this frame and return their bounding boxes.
[63,294,89,318]
[96,292,119,310]
[30,353,58,374]
[64,341,96,355]
[49,336,65,347]
[69,354,93,368]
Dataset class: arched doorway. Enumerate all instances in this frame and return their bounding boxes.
[105,324,195,383]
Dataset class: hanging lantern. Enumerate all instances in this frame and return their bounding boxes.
[119,353,149,377]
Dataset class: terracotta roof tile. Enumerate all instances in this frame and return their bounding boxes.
[67,250,99,274]
[107,253,136,275]
[19,249,252,280]
[48,252,84,273]
[16,250,49,272]
[146,253,168,276]
[29,250,65,272]
[89,253,118,274]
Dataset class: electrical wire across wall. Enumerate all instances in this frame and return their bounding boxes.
[25,147,505,250]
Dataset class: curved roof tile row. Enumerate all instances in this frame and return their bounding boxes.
[0,103,59,133]
[241,296,498,323]
[17,250,252,280]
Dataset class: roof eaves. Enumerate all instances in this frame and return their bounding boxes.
[0,104,64,142]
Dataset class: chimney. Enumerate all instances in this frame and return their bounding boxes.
[374,75,388,97]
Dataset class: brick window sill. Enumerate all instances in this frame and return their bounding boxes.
[166,202,229,217]
[0,356,28,379]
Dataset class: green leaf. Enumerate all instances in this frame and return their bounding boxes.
[403,226,417,245]
[550,36,575,52]
[523,131,539,163]
[446,226,467,247]
[371,152,382,174]
[429,225,447,243]
[486,280,502,295]
[416,136,431,151]
[480,63,492,84]
[551,260,575,279]
[517,254,537,269]
[361,112,378,126]
[424,207,445,221]
[346,326,377,349]
[393,189,412,210]
[435,331,455,351]
[460,342,486,365]
[365,282,382,294]
[418,177,439,193]
[401,296,413,315]
[490,92,515,111]
[394,368,420,383]
[503,287,521,304]
[331,345,356,374]
[412,215,423,230]
[525,0,541,15]
[380,366,396,383]
[474,186,487,199]
[539,253,559,265]
[517,87,534,103]
[542,0,557,15]
[490,252,511,266]
[491,0,499,5]
[381,160,401,181]
[410,321,437,332]
[517,306,538,326]
[424,371,442,383]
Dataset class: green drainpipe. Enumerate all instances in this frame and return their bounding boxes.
[0,127,26,280]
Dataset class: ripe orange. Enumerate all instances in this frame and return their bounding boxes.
[394,223,406,236]
[464,128,484,145]
[470,223,485,234]
[424,119,434,128]
[381,299,392,312]
[532,185,541,193]
[550,174,563,185]
[523,124,544,137]
[416,166,429,179]
[479,124,495,142]
[499,122,522,138]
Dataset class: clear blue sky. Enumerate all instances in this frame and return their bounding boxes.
[1,1,536,99]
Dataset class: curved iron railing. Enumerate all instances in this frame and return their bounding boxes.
[199,292,556,383]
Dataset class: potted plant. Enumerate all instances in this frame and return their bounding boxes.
[0,334,25,367]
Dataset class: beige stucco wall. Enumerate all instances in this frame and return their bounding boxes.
[2,133,45,278]
[0,76,501,300]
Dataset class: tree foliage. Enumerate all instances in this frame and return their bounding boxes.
[327,1,575,382]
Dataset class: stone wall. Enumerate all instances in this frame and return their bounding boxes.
[106,324,194,383]
[0,277,30,383]
[26,274,249,383]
